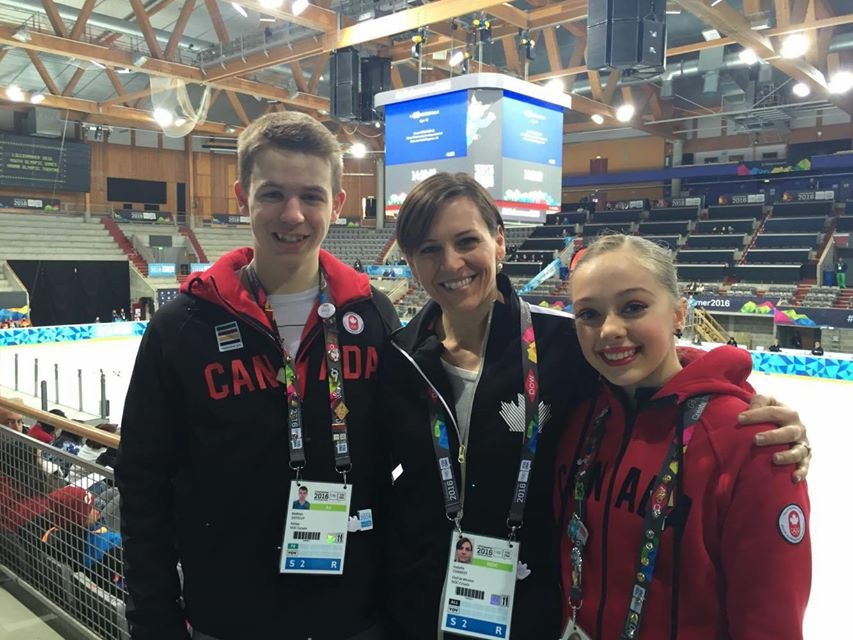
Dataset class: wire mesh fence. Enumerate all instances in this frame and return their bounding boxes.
[0,425,129,639]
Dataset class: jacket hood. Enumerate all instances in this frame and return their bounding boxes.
[653,345,754,404]
[181,247,373,329]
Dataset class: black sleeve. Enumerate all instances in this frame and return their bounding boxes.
[115,320,190,640]
[370,286,403,333]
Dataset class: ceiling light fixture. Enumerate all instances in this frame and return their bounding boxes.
[738,48,758,65]
[780,33,808,59]
[11,26,31,42]
[153,107,174,128]
[545,78,565,93]
[173,117,187,127]
[292,0,309,15]
[350,142,367,158]
[791,82,810,98]
[5,85,25,101]
[259,16,275,21]
[590,113,605,125]
[828,71,853,94]
[259,0,283,8]
[701,28,721,41]
[449,49,465,66]
[30,92,46,104]
[710,0,723,6]
[133,54,148,67]
[231,2,248,17]
[91,60,106,69]
[616,103,635,122]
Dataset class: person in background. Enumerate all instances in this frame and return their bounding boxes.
[837,258,848,289]
[0,400,25,433]
[117,111,398,640]
[769,338,782,352]
[726,336,738,347]
[810,341,824,356]
[555,234,810,639]
[791,331,803,349]
[27,408,66,445]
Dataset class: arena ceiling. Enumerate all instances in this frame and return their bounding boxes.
[0,0,851,145]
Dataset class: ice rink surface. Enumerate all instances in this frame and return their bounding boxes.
[0,338,844,637]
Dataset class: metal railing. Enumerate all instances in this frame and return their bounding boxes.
[0,404,127,640]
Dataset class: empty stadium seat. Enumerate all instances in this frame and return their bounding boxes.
[676,264,730,281]
[685,234,746,249]
[590,210,644,223]
[693,219,755,234]
[752,233,821,248]
[771,200,834,218]
[706,204,764,220]
[733,264,802,283]
[645,206,700,222]
[676,249,738,264]
[745,248,812,264]
[638,220,691,235]
[762,216,827,233]
[582,222,634,236]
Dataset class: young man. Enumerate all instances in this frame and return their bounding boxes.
[116,112,399,640]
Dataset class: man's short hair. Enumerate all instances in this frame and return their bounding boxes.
[237,112,343,194]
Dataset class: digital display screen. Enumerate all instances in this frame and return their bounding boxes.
[385,90,468,166]
[501,92,563,166]
[0,133,91,192]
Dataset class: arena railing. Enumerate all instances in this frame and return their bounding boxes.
[0,398,127,640]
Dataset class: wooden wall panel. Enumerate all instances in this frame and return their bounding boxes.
[341,157,377,219]
[563,137,666,176]
[0,186,86,210]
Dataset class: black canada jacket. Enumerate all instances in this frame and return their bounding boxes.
[378,274,597,639]
[116,248,400,640]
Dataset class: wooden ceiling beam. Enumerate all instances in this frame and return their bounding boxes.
[232,1,338,33]
[129,0,164,58]
[104,68,126,99]
[204,0,230,44]
[289,62,309,93]
[502,35,522,76]
[226,91,251,126]
[674,0,853,115]
[40,0,68,37]
[62,66,86,96]
[0,27,327,111]
[69,0,96,40]
[307,54,328,95]
[602,69,622,105]
[775,0,791,28]
[587,70,603,101]
[164,0,197,60]
[542,26,562,73]
[485,5,529,29]
[101,85,154,107]
[26,50,61,95]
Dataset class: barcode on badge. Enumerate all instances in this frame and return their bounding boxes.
[293,531,321,540]
[455,586,485,600]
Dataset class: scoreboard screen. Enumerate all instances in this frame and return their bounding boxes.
[0,133,91,193]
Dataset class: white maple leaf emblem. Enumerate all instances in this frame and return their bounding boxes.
[499,393,551,433]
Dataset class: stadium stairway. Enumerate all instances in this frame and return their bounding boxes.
[179,226,208,263]
[102,217,148,276]
[833,288,853,309]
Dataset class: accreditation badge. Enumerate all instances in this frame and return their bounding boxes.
[279,480,352,575]
[440,531,520,640]
[560,617,592,640]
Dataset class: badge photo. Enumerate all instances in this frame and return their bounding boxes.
[343,311,364,335]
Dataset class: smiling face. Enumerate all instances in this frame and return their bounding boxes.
[571,248,685,395]
[235,148,345,291]
[407,196,505,318]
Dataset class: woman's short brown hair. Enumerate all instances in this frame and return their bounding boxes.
[395,172,504,254]
[237,111,343,194]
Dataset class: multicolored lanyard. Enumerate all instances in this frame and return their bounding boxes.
[245,264,352,480]
[567,395,709,639]
[425,301,540,538]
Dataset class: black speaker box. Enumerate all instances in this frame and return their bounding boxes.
[586,0,666,71]
[331,48,360,120]
[360,56,391,121]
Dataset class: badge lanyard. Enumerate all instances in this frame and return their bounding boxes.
[426,301,540,539]
[567,395,709,639]
[245,264,352,480]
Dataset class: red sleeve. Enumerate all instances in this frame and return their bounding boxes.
[715,422,811,639]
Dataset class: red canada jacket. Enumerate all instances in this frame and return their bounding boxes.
[554,346,811,640]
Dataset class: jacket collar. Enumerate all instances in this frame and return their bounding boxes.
[392,273,519,356]
[182,247,373,330]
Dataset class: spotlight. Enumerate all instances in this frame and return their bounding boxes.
[616,103,635,122]
[828,71,853,95]
[292,0,309,15]
[519,30,536,60]
[791,82,810,98]
[350,142,367,158]
[153,107,174,127]
[411,29,426,60]
[449,49,467,67]
[11,26,31,42]
[231,2,248,17]
[545,78,565,93]
[30,92,46,104]
[780,33,808,59]
[259,0,283,8]
[5,85,24,102]
[738,48,758,65]
[133,54,149,67]
[590,113,605,125]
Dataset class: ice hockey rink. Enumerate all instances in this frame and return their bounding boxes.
[0,335,845,638]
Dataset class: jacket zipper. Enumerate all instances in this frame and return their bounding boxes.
[594,405,637,639]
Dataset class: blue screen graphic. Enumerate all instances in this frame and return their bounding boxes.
[501,93,563,166]
[385,90,468,166]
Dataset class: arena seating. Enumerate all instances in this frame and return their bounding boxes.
[0,213,126,260]
[771,200,834,218]
[645,206,700,222]
[836,217,853,233]
[733,264,803,283]
[706,204,764,220]
[676,249,738,265]
[743,248,813,264]
[547,211,588,225]
[753,233,822,248]
[801,286,840,307]
[763,216,827,233]
[589,209,644,223]
[676,264,730,281]
[643,235,681,250]
[684,234,747,249]
[582,221,635,236]
[694,219,756,234]
[638,220,692,235]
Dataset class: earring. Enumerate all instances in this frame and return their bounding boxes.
[497,262,503,273]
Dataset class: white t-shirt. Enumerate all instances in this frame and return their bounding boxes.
[268,286,319,356]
